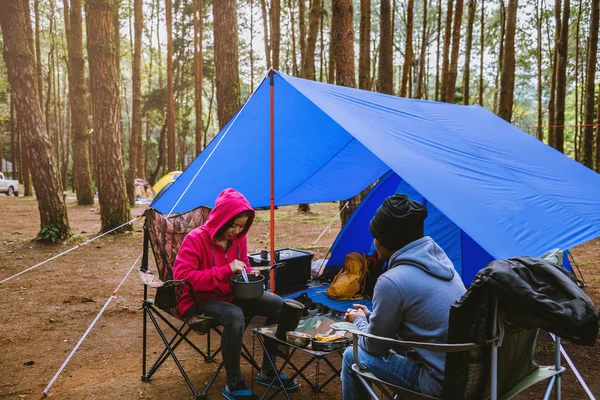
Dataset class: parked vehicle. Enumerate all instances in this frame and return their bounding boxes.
[0,172,19,196]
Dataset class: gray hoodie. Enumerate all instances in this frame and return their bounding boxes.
[353,236,466,396]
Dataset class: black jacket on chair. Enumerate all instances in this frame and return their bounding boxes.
[474,256,599,346]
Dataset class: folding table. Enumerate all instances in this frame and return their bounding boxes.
[252,315,349,399]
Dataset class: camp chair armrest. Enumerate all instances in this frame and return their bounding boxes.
[138,268,189,289]
[332,322,481,355]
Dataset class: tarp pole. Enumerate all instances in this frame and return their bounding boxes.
[269,68,276,293]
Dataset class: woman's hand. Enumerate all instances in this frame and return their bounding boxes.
[229,259,246,274]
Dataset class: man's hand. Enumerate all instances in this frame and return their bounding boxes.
[344,307,366,323]
[229,259,246,274]
[352,304,370,317]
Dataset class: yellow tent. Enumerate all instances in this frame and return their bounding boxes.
[152,171,182,194]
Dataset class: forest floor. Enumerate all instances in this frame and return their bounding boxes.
[0,195,598,399]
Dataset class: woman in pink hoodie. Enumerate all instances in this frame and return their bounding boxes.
[173,188,297,400]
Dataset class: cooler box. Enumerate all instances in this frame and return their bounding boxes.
[249,248,314,295]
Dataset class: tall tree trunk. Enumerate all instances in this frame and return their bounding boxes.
[478,0,484,105]
[582,0,599,167]
[0,0,71,240]
[213,0,241,130]
[193,0,204,155]
[440,0,453,102]
[261,0,271,67]
[328,4,336,84]
[127,0,143,206]
[332,0,358,225]
[34,0,44,110]
[359,0,371,90]
[85,0,132,233]
[400,0,414,97]
[378,0,394,94]
[573,0,582,160]
[493,0,505,113]
[288,0,298,76]
[271,0,281,70]
[553,0,570,153]
[299,0,306,65]
[166,0,176,171]
[595,82,600,171]
[445,0,463,103]
[434,0,442,101]
[416,0,428,99]
[535,0,544,141]
[462,0,475,104]
[302,0,321,79]
[547,0,561,148]
[497,0,518,122]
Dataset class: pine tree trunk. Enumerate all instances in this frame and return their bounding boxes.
[573,0,582,160]
[497,0,518,122]
[261,0,271,67]
[595,82,600,171]
[440,0,454,102]
[582,0,598,168]
[332,0,358,225]
[462,0,475,104]
[85,0,132,233]
[547,0,561,148]
[478,0,485,105]
[445,0,463,103]
[287,0,299,76]
[328,4,336,84]
[34,0,44,110]
[416,0,428,99]
[299,0,306,65]
[536,0,544,141]
[193,0,203,155]
[166,0,176,171]
[493,0,506,113]
[553,0,570,153]
[0,0,71,240]
[271,0,281,70]
[65,0,95,205]
[126,0,142,206]
[434,0,442,101]
[302,0,321,79]
[213,0,241,130]
[378,0,394,94]
[359,0,371,90]
[400,0,414,97]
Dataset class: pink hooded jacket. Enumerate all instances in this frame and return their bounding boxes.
[173,188,255,316]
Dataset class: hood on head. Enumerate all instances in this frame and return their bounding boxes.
[204,188,255,242]
[389,236,456,281]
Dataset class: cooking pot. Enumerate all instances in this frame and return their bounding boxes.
[231,273,265,299]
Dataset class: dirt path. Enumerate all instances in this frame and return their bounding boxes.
[0,196,598,399]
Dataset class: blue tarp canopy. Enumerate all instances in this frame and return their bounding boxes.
[152,71,600,283]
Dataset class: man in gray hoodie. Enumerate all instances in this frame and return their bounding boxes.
[341,194,466,399]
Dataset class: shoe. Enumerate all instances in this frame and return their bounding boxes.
[222,382,259,400]
[256,373,299,391]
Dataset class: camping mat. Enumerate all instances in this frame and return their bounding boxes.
[282,284,373,312]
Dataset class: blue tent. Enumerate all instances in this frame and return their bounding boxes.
[152,71,600,284]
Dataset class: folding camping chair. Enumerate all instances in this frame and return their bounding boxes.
[139,207,258,400]
[332,289,566,400]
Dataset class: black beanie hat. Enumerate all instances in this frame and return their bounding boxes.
[369,194,428,251]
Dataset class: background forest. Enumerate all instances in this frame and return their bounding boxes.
[0,0,598,240]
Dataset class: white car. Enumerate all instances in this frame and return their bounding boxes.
[0,172,19,196]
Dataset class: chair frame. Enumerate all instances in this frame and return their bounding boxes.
[139,211,259,399]
[332,297,566,400]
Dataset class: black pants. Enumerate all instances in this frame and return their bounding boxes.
[185,291,283,386]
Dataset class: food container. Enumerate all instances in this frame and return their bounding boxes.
[310,337,351,352]
[285,331,312,348]
[231,273,265,299]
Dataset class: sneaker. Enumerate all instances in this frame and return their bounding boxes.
[222,382,258,400]
[256,373,299,391]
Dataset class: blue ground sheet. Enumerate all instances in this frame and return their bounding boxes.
[282,283,373,312]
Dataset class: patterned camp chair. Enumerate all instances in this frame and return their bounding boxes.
[139,207,258,400]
